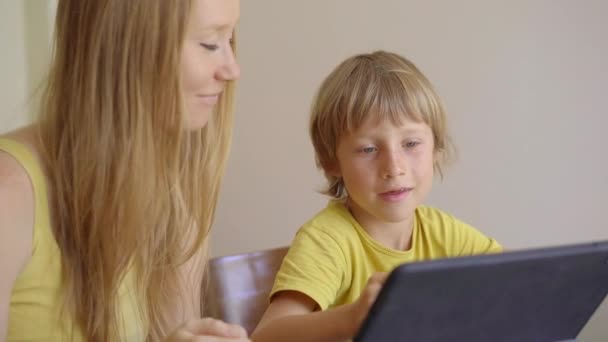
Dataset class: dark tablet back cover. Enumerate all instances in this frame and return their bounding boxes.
[354,241,608,342]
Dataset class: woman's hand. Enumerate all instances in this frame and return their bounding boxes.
[165,318,251,342]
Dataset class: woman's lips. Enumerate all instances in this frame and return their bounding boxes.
[197,93,220,105]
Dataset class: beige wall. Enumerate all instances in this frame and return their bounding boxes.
[0,2,29,131]
[213,0,608,340]
[216,0,608,254]
[0,1,53,133]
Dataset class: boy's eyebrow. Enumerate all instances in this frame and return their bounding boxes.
[400,127,426,135]
[350,129,426,141]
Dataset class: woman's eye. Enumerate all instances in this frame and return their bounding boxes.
[200,43,219,51]
[404,141,420,148]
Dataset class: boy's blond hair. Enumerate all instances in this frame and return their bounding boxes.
[310,50,454,200]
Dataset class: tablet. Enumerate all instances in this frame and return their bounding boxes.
[354,240,608,342]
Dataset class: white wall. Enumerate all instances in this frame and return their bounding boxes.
[213,1,608,340]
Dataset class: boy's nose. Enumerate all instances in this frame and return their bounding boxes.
[382,151,405,179]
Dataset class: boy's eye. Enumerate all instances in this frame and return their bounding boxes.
[404,141,420,148]
[200,43,219,51]
[360,147,377,154]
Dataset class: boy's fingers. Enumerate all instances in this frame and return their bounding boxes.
[362,272,389,305]
[370,281,384,296]
[369,272,389,285]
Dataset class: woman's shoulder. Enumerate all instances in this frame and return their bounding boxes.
[0,125,40,272]
[1,125,42,156]
[0,126,39,210]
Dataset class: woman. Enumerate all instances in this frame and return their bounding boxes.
[0,0,248,341]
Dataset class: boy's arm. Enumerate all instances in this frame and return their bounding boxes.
[252,273,387,342]
[251,291,355,342]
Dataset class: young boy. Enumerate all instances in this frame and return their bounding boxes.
[252,51,502,341]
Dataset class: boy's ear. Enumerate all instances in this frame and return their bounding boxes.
[433,148,442,164]
[325,162,342,178]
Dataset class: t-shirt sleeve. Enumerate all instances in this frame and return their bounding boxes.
[449,217,503,256]
[270,225,346,310]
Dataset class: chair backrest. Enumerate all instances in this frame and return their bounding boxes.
[202,246,289,335]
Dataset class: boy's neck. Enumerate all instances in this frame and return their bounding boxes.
[345,201,415,251]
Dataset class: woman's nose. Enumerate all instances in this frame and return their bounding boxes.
[216,50,240,81]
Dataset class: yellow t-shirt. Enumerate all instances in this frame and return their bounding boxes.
[271,200,502,310]
[0,138,143,341]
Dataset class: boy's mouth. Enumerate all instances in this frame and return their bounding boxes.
[380,187,412,194]
[378,187,413,201]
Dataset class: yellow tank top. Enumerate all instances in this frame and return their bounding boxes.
[0,138,144,341]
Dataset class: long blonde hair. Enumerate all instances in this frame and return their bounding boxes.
[310,50,453,200]
[38,1,236,340]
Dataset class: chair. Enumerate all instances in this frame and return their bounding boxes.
[202,246,289,335]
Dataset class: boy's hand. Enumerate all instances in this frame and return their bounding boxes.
[348,272,389,334]
[165,318,251,342]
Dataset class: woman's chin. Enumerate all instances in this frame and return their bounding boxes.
[185,111,211,131]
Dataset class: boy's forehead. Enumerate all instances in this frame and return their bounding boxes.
[353,115,427,132]
[338,118,430,143]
